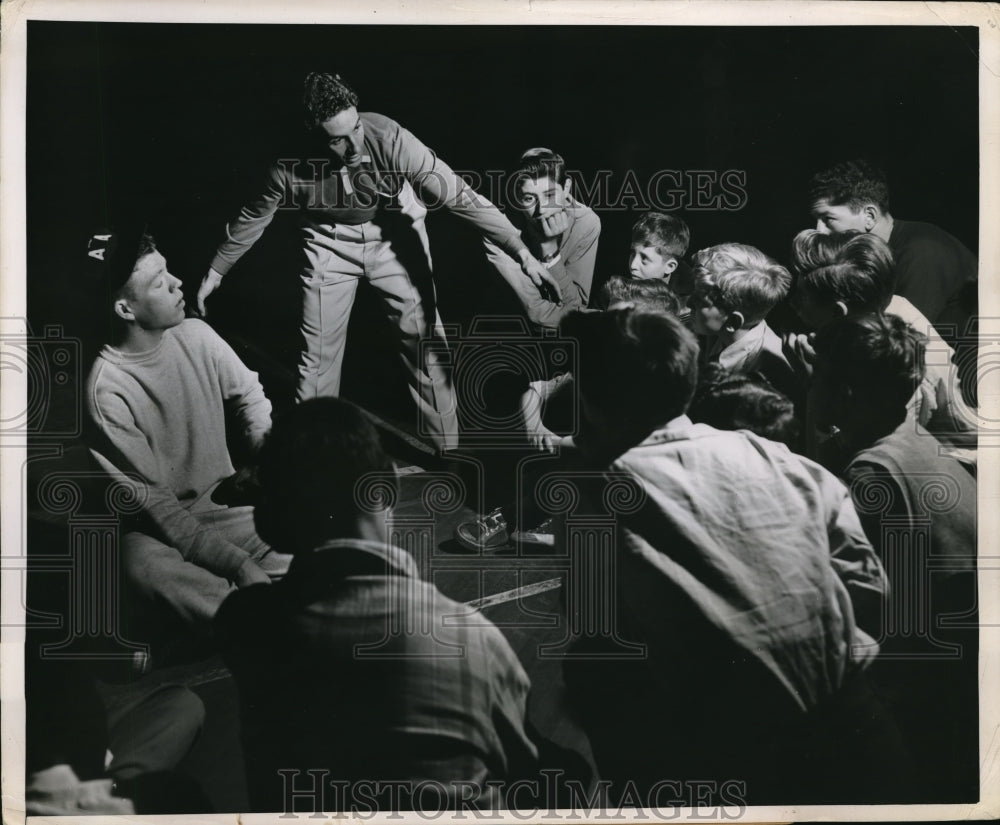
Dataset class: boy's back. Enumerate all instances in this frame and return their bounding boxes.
[606,419,883,711]
[216,537,538,811]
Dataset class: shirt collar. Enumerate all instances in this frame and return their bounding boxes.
[286,537,421,583]
[714,322,767,371]
[632,415,698,447]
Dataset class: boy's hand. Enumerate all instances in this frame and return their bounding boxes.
[538,208,571,239]
[528,427,561,454]
[233,559,271,588]
[783,331,817,381]
[518,251,563,304]
[196,267,225,317]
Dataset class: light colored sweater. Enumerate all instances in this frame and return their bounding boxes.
[87,319,272,577]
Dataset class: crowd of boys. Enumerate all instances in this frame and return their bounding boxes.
[29,72,979,814]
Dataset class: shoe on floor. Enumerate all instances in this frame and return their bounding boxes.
[455,507,510,551]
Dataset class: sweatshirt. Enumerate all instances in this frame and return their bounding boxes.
[86,319,272,578]
[211,111,527,275]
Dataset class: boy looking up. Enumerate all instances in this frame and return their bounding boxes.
[85,223,290,632]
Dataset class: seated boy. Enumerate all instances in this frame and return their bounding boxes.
[688,364,800,449]
[625,212,693,313]
[688,243,799,401]
[810,313,977,801]
[808,159,976,340]
[454,277,679,550]
[484,147,601,329]
[788,229,976,452]
[216,398,539,811]
[519,276,681,452]
[85,223,291,634]
[558,305,902,803]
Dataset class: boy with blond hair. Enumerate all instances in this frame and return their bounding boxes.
[689,243,797,399]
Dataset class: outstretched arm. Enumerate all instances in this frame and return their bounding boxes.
[392,124,563,302]
[199,164,289,316]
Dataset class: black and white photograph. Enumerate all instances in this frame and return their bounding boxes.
[2,1,998,821]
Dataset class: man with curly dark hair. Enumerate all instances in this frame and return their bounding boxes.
[807,159,977,343]
[197,73,561,451]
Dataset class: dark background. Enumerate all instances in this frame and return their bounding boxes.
[26,22,980,417]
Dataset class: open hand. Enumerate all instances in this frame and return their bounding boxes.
[196,267,225,317]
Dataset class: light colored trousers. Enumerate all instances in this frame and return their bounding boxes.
[123,503,291,630]
[296,201,459,450]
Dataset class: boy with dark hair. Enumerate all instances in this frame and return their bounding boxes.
[788,229,976,448]
[810,313,977,800]
[85,222,291,631]
[597,273,681,315]
[216,398,539,812]
[688,365,800,448]
[688,243,798,400]
[197,73,562,450]
[808,159,977,338]
[454,278,682,550]
[484,147,601,329]
[557,304,900,802]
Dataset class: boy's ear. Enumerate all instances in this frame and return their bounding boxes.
[663,258,679,276]
[861,204,880,231]
[113,297,135,322]
[834,300,849,317]
[562,178,573,197]
[724,310,745,333]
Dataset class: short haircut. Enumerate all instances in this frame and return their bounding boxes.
[808,159,890,213]
[630,212,691,260]
[791,229,896,313]
[513,147,567,187]
[256,397,396,550]
[560,306,699,428]
[302,72,360,129]
[813,313,927,424]
[116,233,158,299]
[691,243,791,323]
[688,365,799,448]
[599,275,681,315]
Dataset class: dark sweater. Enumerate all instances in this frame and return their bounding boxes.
[888,219,977,334]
